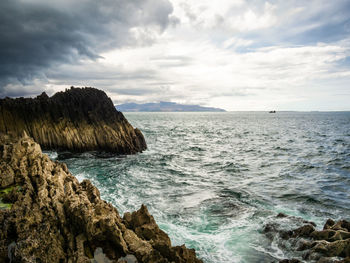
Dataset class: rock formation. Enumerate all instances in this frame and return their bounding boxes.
[264,213,350,262]
[0,134,202,263]
[0,87,146,154]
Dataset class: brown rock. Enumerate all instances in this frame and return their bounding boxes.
[0,135,202,263]
[311,230,338,241]
[123,204,171,247]
[0,87,147,154]
[292,224,315,238]
[123,205,202,263]
[311,230,350,242]
[277,212,288,218]
[311,239,350,258]
[0,163,14,188]
[333,221,350,232]
[324,219,336,230]
[264,213,350,263]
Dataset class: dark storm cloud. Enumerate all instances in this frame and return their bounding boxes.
[0,0,174,95]
[46,66,157,82]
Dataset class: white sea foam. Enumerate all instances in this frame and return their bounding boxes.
[44,151,58,160]
[63,112,350,263]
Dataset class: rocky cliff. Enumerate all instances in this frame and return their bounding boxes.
[0,87,146,154]
[0,134,202,263]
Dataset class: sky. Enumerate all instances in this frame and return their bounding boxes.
[0,0,350,111]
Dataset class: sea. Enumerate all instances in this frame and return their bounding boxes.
[47,112,350,262]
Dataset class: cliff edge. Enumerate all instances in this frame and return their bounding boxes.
[0,134,202,263]
[0,87,146,154]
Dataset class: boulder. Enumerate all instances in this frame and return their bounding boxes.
[265,213,350,263]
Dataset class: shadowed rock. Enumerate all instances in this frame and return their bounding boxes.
[0,134,202,263]
[0,87,146,154]
[263,213,350,263]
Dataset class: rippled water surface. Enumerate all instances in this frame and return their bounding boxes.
[51,112,350,262]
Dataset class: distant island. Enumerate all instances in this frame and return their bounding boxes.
[116,101,226,112]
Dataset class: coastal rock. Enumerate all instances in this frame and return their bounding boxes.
[0,134,202,263]
[0,87,146,154]
[264,213,350,262]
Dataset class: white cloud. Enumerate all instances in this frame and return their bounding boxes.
[226,2,277,31]
[51,34,349,110]
[171,0,277,32]
[172,0,245,25]
[223,37,253,49]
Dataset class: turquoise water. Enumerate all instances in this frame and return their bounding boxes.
[49,112,350,262]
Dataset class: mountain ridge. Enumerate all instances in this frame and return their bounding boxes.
[116,101,226,112]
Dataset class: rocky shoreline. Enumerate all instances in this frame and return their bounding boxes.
[264,213,350,262]
[0,87,146,154]
[0,134,202,263]
[0,88,349,262]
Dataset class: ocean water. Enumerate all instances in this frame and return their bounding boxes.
[49,112,350,262]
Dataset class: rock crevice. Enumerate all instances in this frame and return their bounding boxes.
[264,213,350,263]
[0,134,202,263]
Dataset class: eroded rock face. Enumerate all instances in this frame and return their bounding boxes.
[0,134,202,263]
[0,87,146,154]
[263,213,350,263]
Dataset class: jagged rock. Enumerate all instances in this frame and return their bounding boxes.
[292,224,315,238]
[0,135,202,263]
[332,221,350,232]
[263,222,293,240]
[277,213,289,218]
[123,205,201,263]
[324,219,336,230]
[0,87,146,154]
[265,213,350,263]
[123,204,171,247]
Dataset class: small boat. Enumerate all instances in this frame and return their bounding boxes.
[269,110,276,113]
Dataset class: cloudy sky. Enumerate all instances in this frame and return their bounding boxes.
[1,0,350,110]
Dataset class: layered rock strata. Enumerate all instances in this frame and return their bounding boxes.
[0,87,146,154]
[0,134,202,263]
[264,213,350,262]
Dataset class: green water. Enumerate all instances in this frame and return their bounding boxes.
[49,112,350,262]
